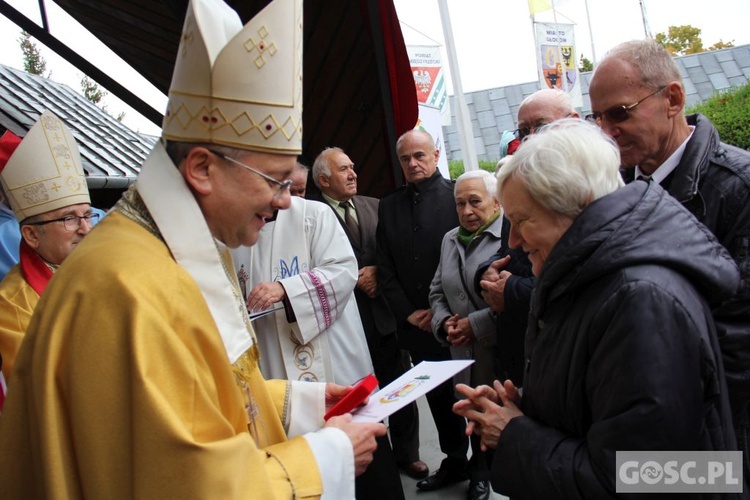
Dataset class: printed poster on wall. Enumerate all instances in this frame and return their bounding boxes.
[534,22,582,107]
[407,45,451,126]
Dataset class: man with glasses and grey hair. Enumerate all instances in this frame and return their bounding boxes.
[589,37,750,485]
[0,111,97,383]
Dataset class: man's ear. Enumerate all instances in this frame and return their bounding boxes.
[665,81,686,118]
[181,147,214,196]
[318,174,330,188]
[20,224,41,250]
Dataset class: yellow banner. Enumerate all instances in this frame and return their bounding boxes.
[528,0,552,15]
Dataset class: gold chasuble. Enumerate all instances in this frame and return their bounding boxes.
[0,207,324,499]
[0,264,39,380]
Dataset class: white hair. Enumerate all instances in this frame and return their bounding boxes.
[496,119,624,218]
[455,169,497,199]
[312,147,344,189]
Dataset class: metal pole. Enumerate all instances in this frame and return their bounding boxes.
[582,0,597,64]
[639,0,652,38]
[437,0,478,172]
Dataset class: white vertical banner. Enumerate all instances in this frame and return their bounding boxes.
[415,104,450,179]
[534,22,582,107]
[407,45,452,126]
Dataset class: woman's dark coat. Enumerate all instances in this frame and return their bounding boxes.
[492,181,741,499]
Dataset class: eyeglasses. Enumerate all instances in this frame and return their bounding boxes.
[24,213,100,232]
[208,149,293,200]
[585,85,667,125]
[514,123,549,140]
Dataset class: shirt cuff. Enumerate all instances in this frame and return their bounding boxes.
[304,427,355,499]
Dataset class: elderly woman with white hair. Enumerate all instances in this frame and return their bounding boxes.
[453,119,740,499]
[429,169,531,500]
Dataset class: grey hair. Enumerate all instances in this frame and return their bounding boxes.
[396,129,435,151]
[455,169,497,199]
[598,39,682,90]
[519,88,575,116]
[496,119,624,219]
[312,147,344,189]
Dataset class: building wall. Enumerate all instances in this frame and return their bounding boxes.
[443,44,750,162]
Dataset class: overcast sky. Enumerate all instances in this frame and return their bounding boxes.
[0,0,749,135]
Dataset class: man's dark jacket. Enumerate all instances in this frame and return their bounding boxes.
[318,194,397,343]
[623,113,750,475]
[493,181,741,499]
[473,219,534,385]
[376,171,458,352]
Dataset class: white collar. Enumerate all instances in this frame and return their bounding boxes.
[136,142,254,364]
[635,126,695,183]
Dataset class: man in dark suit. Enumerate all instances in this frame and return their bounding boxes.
[376,130,473,495]
[311,147,427,490]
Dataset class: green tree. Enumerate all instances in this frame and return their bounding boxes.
[655,25,734,57]
[18,31,48,76]
[579,54,594,73]
[655,25,704,56]
[81,75,126,122]
[708,39,735,51]
[81,75,107,105]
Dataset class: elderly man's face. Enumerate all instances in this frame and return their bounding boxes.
[517,99,571,139]
[588,58,673,173]
[289,168,308,198]
[455,178,499,233]
[321,151,357,201]
[23,203,94,265]
[397,132,438,184]
[501,175,572,276]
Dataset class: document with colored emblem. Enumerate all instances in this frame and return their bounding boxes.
[351,359,474,423]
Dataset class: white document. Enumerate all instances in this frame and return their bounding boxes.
[248,304,284,322]
[351,360,474,423]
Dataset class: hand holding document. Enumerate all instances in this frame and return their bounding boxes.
[351,360,473,423]
[248,304,284,321]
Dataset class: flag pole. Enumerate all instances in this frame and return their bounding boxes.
[582,0,597,65]
[437,0,478,172]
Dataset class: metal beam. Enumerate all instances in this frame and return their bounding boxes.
[0,0,162,126]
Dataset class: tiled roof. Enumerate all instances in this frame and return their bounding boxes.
[0,64,157,189]
[444,43,750,162]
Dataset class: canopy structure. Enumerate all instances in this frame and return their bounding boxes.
[0,0,418,198]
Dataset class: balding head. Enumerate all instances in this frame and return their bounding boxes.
[517,89,578,139]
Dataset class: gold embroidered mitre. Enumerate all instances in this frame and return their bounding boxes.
[162,0,303,155]
[0,110,90,221]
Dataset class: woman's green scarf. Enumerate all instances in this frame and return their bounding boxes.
[457,210,501,247]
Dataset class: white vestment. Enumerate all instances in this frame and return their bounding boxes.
[232,197,373,386]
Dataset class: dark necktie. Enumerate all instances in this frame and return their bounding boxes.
[340,201,360,247]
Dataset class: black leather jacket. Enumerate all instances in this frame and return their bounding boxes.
[622,113,750,481]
